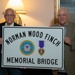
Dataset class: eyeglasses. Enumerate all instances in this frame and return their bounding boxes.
[58,14,67,17]
[5,14,15,17]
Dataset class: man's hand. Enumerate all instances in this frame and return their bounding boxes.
[64,37,72,45]
[0,38,2,44]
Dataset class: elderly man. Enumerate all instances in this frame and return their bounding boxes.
[52,7,75,75]
[0,8,22,75]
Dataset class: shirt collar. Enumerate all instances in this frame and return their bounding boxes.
[59,22,68,27]
[5,22,14,27]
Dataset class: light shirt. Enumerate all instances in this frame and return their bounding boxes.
[58,23,68,73]
[5,22,14,27]
[59,23,68,37]
[64,25,68,37]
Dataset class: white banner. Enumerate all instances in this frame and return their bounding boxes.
[2,27,64,70]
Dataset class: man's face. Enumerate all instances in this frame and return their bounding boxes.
[4,9,15,25]
[58,10,69,26]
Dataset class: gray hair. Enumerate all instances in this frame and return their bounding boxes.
[4,8,16,16]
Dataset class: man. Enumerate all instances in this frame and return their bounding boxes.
[0,8,22,75]
[53,7,75,75]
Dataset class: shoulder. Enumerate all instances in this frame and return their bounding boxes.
[68,21,75,27]
[0,22,5,26]
[68,21,75,32]
[0,22,5,29]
